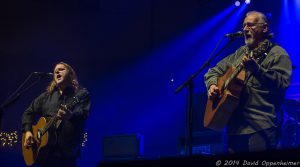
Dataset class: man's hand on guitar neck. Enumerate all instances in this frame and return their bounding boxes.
[241,55,259,73]
[24,131,34,148]
[208,84,220,100]
[57,105,73,120]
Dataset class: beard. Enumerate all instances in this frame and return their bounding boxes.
[245,37,254,48]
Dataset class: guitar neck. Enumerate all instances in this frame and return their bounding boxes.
[38,91,86,136]
[224,65,243,89]
[223,51,253,91]
[40,115,59,136]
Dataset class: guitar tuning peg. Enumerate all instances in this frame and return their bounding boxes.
[60,104,68,110]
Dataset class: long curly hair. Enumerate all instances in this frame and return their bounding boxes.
[46,62,81,93]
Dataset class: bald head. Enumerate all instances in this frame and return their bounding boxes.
[246,11,268,25]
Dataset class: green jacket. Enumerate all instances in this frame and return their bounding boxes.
[204,42,292,134]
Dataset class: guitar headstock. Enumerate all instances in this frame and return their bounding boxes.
[65,89,89,110]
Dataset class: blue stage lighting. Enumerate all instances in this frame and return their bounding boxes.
[266,13,272,20]
[245,0,251,5]
[235,1,241,7]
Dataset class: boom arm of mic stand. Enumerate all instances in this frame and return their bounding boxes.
[0,72,44,130]
[174,37,236,156]
[0,78,43,109]
[175,37,235,94]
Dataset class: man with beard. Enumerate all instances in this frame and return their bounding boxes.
[204,11,292,153]
[22,62,91,167]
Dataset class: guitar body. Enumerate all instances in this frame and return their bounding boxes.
[204,67,245,131]
[22,117,53,166]
[22,90,88,166]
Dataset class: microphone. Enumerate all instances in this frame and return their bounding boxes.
[225,31,243,38]
[33,72,53,77]
[267,33,274,39]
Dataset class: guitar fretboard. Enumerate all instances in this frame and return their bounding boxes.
[38,95,82,136]
[222,51,253,92]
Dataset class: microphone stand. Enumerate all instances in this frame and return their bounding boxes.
[0,73,48,130]
[175,36,238,156]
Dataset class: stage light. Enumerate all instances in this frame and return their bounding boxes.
[82,132,88,147]
[0,130,88,148]
[0,131,18,147]
[235,1,241,7]
[245,0,251,5]
[266,13,272,20]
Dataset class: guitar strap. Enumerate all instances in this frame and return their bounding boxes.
[243,40,276,84]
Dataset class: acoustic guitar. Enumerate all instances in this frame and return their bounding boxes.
[203,64,246,131]
[22,91,88,166]
[204,40,271,131]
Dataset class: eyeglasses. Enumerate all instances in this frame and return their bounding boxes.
[242,22,265,29]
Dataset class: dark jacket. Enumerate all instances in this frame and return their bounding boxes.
[22,87,91,157]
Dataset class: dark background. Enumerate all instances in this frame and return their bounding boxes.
[0,0,299,166]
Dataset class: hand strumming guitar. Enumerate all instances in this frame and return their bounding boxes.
[208,84,220,100]
[23,131,34,148]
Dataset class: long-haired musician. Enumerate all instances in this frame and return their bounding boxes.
[22,62,91,167]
